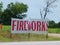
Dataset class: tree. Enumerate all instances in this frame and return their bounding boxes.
[40,0,57,19]
[57,22,60,28]
[7,2,28,18]
[1,2,28,25]
[0,2,3,23]
[0,2,3,18]
[0,2,2,15]
[49,20,57,28]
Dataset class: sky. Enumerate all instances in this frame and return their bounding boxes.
[0,0,60,23]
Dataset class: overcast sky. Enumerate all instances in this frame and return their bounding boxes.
[0,0,60,23]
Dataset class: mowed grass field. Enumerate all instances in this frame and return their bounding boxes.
[0,25,60,42]
[49,28,60,33]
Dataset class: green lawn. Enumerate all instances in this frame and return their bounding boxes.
[2,25,11,31]
[48,28,60,33]
[0,25,60,41]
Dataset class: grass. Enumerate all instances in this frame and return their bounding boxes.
[48,28,60,33]
[0,35,13,42]
[2,25,11,31]
[0,25,60,41]
[2,25,60,33]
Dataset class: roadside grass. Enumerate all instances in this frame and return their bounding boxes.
[0,35,13,42]
[0,25,60,41]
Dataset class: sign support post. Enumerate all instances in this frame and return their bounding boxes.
[10,30,12,39]
[46,30,48,40]
[28,33,30,40]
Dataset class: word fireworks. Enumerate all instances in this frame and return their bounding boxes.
[11,18,49,34]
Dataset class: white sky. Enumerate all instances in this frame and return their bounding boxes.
[0,0,60,23]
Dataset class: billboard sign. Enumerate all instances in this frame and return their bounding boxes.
[11,18,49,34]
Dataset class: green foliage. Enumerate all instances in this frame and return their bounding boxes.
[7,2,28,17]
[0,2,3,19]
[49,20,58,28]
[0,2,2,10]
[1,2,28,25]
[1,9,12,25]
[57,22,60,28]
[0,2,3,24]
